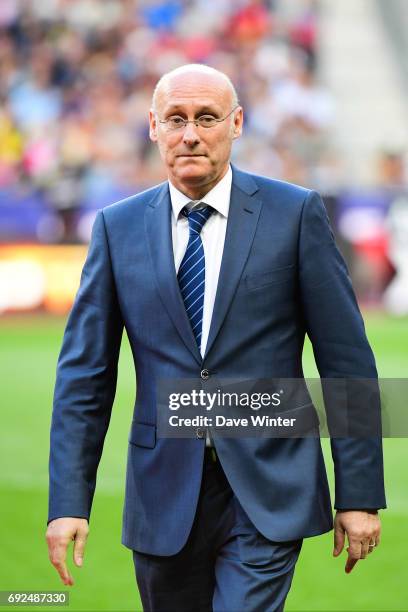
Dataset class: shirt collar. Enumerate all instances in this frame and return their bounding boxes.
[169,164,232,221]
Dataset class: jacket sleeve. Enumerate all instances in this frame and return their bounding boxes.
[48,210,124,524]
[298,190,386,510]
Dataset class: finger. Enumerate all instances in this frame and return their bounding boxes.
[333,524,345,557]
[73,530,88,567]
[367,538,377,554]
[55,559,74,586]
[360,540,369,559]
[345,556,359,573]
[345,541,361,574]
[49,540,74,586]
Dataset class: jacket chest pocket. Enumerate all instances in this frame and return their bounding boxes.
[244,264,295,291]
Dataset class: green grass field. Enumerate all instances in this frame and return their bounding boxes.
[1,313,407,611]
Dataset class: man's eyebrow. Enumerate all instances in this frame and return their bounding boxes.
[163,105,222,117]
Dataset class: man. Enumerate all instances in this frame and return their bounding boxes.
[46,64,386,611]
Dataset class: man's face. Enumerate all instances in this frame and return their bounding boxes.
[149,72,243,198]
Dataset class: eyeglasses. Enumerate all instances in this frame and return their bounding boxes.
[158,106,239,131]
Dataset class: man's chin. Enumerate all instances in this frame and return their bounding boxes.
[174,161,211,184]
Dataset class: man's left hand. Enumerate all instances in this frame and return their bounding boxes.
[333,510,381,573]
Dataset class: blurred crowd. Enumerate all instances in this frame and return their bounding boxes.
[0,0,407,311]
[0,0,336,241]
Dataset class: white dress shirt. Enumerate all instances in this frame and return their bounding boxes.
[169,165,232,358]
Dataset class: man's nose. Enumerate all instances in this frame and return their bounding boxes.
[182,121,200,146]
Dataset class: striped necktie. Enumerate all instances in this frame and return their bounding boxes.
[178,205,213,349]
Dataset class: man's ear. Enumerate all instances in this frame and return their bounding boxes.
[149,110,158,142]
[232,107,243,140]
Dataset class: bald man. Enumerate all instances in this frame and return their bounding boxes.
[47,64,385,611]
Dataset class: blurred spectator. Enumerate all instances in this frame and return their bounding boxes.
[336,151,407,305]
[0,102,24,186]
[380,151,408,315]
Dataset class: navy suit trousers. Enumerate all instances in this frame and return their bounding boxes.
[132,449,302,612]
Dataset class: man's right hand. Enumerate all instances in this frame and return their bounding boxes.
[46,518,89,586]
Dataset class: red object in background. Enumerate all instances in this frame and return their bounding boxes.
[182,36,217,62]
[151,32,216,63]
[289,14,317,54]
[228,1,272,43]
[354,234,395,287]
[354,234,389,267]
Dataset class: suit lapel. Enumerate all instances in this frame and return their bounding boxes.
[204,167,262,360]
[145,183,202,365]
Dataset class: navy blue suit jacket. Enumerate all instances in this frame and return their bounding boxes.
[48,166,386,555]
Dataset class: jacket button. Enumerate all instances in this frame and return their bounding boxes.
[196,428,205,439]
[200,369,209,380]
